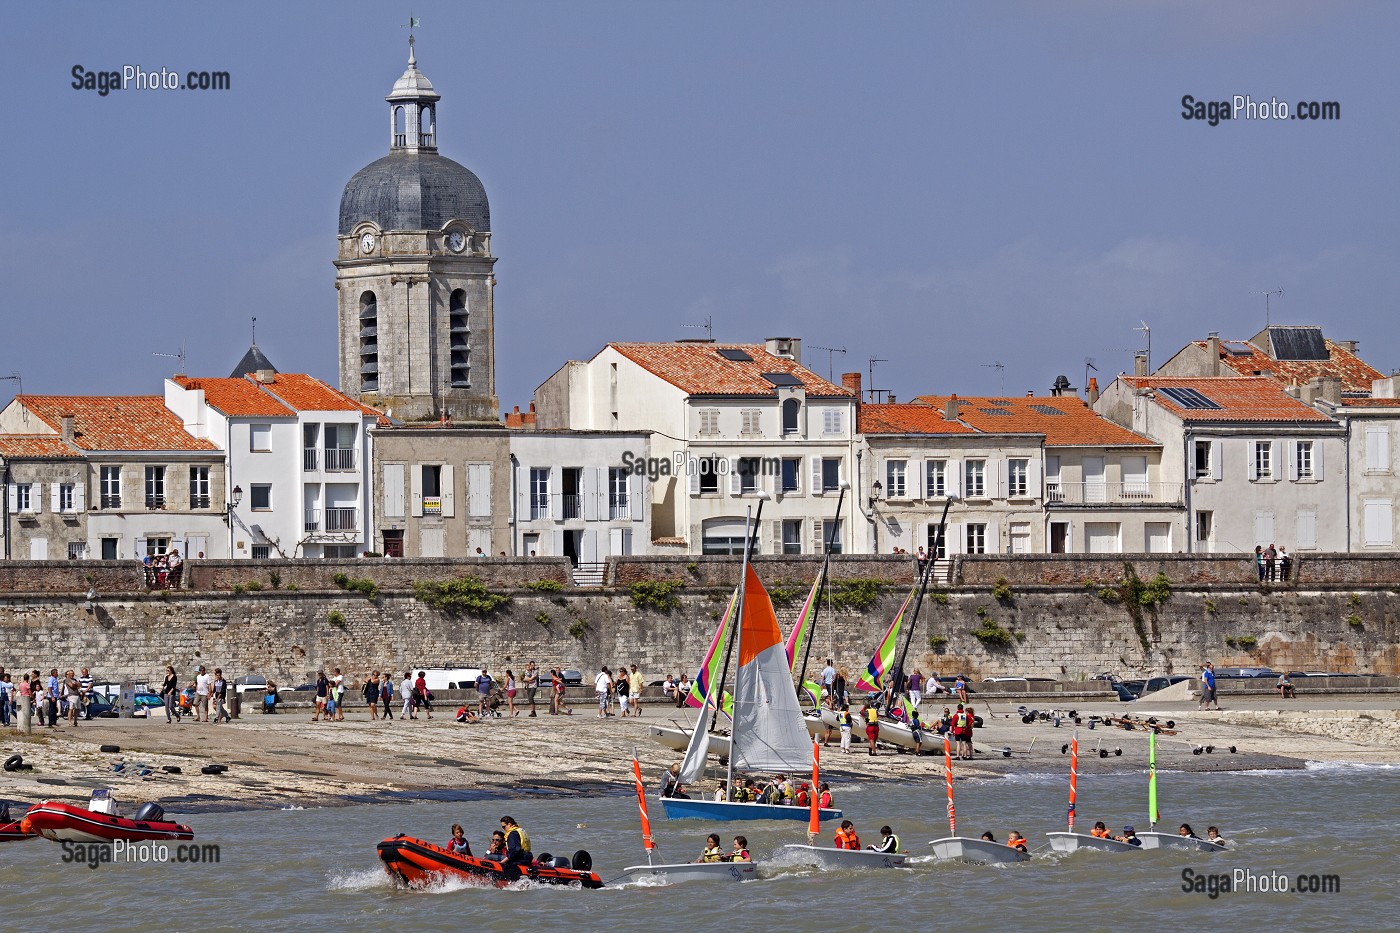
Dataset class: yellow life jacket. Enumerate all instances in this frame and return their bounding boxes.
[865,707,880,725]
[506,825,531,853]
[701,845,723,862]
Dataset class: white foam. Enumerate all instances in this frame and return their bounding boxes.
[1303,760,1400,773]
[326,868,393,892]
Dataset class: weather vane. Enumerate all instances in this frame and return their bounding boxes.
[402,15,420,38]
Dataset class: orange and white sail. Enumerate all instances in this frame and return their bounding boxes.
[732,564,813,772]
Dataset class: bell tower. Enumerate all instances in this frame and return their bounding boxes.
[334,36,499,422]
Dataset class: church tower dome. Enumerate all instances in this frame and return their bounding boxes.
[334,35,498,423]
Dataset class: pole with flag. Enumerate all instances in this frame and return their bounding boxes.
[1067,733,1078,832]
[1148,730,1159,831]
[631,747,655,866]
[808,736,821,841]
[943,734,956,837]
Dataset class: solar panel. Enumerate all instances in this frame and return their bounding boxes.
[1158,386,1222,410]
[1267,326,1329,361]
[1221,341,1255,357]
[717,348,753,362]
[1029,404,1067,416]
[988,398,1014,406]
[978,407,1012,416]
[761,372,803,387]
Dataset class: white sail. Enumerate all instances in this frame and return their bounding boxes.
[732,565,813,772]
[677,691,715,784]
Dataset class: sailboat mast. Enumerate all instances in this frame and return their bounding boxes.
[798,483,846,700]
[724,495,766,796]
[891,494,955,696]
[711,495,767,735]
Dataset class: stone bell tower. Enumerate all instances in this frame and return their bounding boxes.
[334,36,498,422]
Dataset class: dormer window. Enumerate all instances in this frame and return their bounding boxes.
[782,398,800,436]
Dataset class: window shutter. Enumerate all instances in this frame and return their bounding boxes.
[1247,443,1259,481]
[1382,503,1395,546]
[1210,441,1223,481]
[135,537,148,558]
[947,460,962,498]
[384,464,405,518]
[946,522,964,554]
[583,468,600,521]
[985,521,1000,554]
[729,458,742,496]
[1287,442,1299,481]
[688,462,701,496]
[1379,428,1391,471]
[552,530,565,556]
[49,483,59,512]
[439,464,455,517]
[409,466,423,517]
[1269,441,1280,482]
[550,469,562,521]
[770,520,782,554]
[811,521,826,554]
[74,483,85,512]
[908,459,921,499]
[629,474,644,522]
[582,530,599,562]
[7,484,16,513]
[1027,459,1041,498]
[1296,510,1316,549]
[995,461,1008,499]
[1314,442,1324,480]
[811,457,824,496]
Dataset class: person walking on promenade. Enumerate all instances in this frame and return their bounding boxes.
[630,664,645,717]
[63,670,81,727]
[1199,662,1220,711]
[0,672,11,727]
[615,665,630,717]
[382,662,395,719]
[415,670,434,719]
[332,667,346,721]
[595,667,613,718]
[475,669,493,718]
[78,667,93,720]
[160,665,179,724]
[194,666,211,723]
[364,672,380,721]
[504,670,518,717]
[211,668,232,723]
[401,671,416,720]
[524,662,540,717]
[313,671,329,722]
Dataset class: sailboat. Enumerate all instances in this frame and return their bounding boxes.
[1046,734,1140,854]
[648,588,738,756]
[612,750,758,885]
[1135,731,1223,852]
[780,737,907,869]
[784,571,825,708]
[927,735,1029,864]
[661,502,841,823]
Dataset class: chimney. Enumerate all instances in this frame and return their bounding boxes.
[841,371,863,401]
[1133,353,1149,377]
[1339,340,1359,353]
[1312,376,1342,405]
[1206,332,1221,376]
[256,369,276,384]
[61,414,75,442]
[944,394,961,421]
[1373,376,1399,400]
[888,393,896,404]
[764,337,801,363]
[1051,375,1072,397]
[1086,377,1100,404]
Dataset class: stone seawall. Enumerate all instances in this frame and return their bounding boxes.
[1,578,1395,685]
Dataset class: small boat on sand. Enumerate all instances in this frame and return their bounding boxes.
[22,791,192,844]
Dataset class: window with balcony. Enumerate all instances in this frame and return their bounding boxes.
[303,423,320,471]
[608,467,630,518]
[964,460,986,497]
[324,506,358,532]
[250,483,272,511]
[925,460,947,498]
[530,468,550,519]
[885,459,907,498]
[561,467,582,519]
[325,423,357,471]
[780,457,801,494]
[189,467,210,509]
[100,467,121,509]
[1008,459,1029,497]
[966,522,987,554]
[144,466,166,509]
[782,519,803,555]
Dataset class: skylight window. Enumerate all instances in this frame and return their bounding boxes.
[1158,386,1222,410]
[717,349,753,362]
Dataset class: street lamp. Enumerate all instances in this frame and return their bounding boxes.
[869,479,883,509]
[231,485,243,509]
[83,588,98,614]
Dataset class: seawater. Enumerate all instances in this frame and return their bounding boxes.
[5,765,1396,931]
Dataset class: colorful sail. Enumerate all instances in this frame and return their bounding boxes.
[686,586,737,714]
[808,737,821,838]
[784,571,825,705]
[856,584,917,692]
[731,564,814,772]
[676,683,716,785]
[1148,730,1159,828]
[631,749,655,852]
[944,734,957,836]
[1067,733,1078,832]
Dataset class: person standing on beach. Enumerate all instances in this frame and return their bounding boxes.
[313,671,329,722]
[595,667,612,718]
[863,699,880,755]
[820,660,836,708]
[504,669,518,717]
[400,671,416,720]
[160,666,179,724]
[415,671,434,719]
[1199,662,1220,711]
[63,670,81,726]
[630,665,645,717]
[908,669,923,709]
[475,669,493,718]
[523,662,540,717]
[194,665,211,723]
[364,672,380,721]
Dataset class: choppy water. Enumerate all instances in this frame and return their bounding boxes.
[5,764,1397,931]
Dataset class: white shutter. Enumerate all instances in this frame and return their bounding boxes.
[1027,459,1041,499]
[1210,441,1223,481]
[1314,442,1325,481]
[946,522,964,554]
[409,465,423,517]
[1287,442,1299,481]
[552,530,565,556]
[688,460,701,496]
[1269,441,1280,482]
[135,537,148,558]
[439,464,455,517]
[582,529,598,562]
[985,521,1000,554]
[995,461,1008,499]
[467,463,491,518]
[1379,429,1391,472]
[947,460,962,498]
[29,538,47,560]
[770,520,782,554]
[384,464,405,518]
[583,468,600,521]
[811,520,826,554]
[74,482,85,512]
[1296,510,1317,550]
[7,484,16,513]
[550,469,562,521]
[909,458,921,499]
[50,483,60,513]
[1253,510,1274,546]
[1247,443,1258,481]
[609,527,624,556]
[729,458,742,496]
[811,456,824,496]
[629,474,644,522]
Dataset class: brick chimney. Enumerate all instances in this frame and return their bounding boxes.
[1206,332,1221,376]
[1086,377,1100,404]
[841,372,863,412]
[944,394,961,421]
[1133,352,1149,377]
[61,414,75,442]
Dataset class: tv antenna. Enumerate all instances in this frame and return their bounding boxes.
[867,356,888,403]
[1134,319,1152,373]
[153,345,187,376]
[1084,357,1098,392]
[981,361,1005,393]
[680,316,713,340]
[1263,288,1283,326]
[811,345,847,381]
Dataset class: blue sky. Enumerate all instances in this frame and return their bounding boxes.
[2,1,1395,411]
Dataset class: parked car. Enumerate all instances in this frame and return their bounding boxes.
[235,675,269,695]
[560,668,584,686]
[1122,675,1194,698]
[1213,666,1278,679]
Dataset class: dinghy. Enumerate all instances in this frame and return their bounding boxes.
[22,790,193,844]
[1134,732,1224,853]
[781,736,905,869]
[0,803,36,843]
[612,750,758,885]
[927,736,1029,865]
[1046,734,1140,855]
[378,835,603,889]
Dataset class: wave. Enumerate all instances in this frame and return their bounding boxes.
[1302,760,1400,773]
[326,868,393,892]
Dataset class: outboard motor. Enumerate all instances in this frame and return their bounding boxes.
[0,801,10,822]
[553,855,571,869]
[571,849,593,872]
[134,802,166,822]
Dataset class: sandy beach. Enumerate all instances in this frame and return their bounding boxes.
[3,691,1398,813]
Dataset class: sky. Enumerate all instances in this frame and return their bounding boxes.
[2,1,1397,412]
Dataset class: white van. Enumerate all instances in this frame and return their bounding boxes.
[419,668,485,691]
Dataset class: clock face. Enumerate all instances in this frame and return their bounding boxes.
[448,231,466,252]
[359,233,377,254]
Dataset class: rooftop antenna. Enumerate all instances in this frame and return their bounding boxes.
[981,361,1006,393]
[1263,288,1283,326]
[810,345,847,381]
[680,316,714,340]
[867,356,888,403]
[153,345,187,376]
[1084,357,1098,391]
[1134,320,1152,372]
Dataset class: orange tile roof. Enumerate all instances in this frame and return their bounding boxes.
[609,343,852,397]
[859,403,977,435]
[0,435,80,459]
[16,396,218,451]
[1199,338,1383,394]
[172,376,294,417]
[911,395,1158,447]
[256,373,371,413]
[1121,377,1334,423]
[1340,396,1400,409]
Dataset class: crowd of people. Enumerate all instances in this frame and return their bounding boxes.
[1253,543,1293,582]
[140,550,185,590]
[0,665,98,727]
